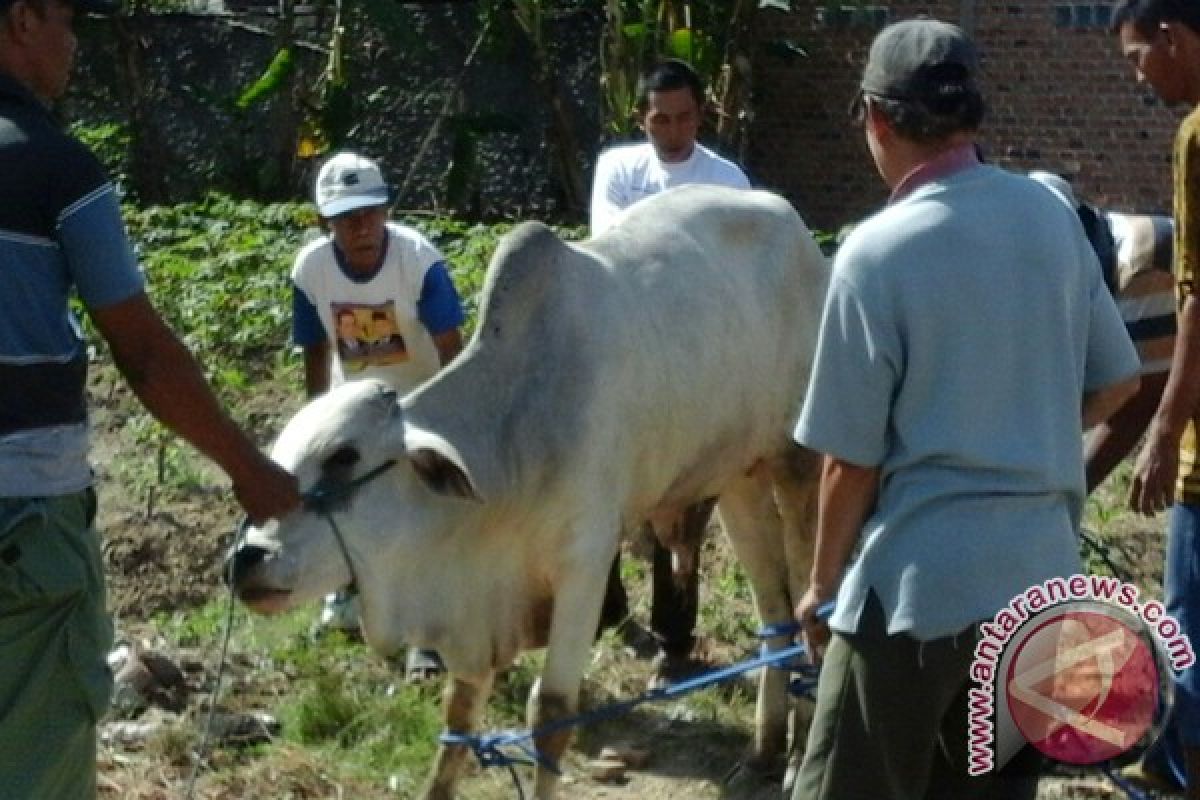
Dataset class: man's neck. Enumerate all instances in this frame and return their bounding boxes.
[654,142,696,165]
[0,45,51,107]
[888,138,979,203]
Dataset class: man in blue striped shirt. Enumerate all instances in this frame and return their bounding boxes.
[0,0,298,794]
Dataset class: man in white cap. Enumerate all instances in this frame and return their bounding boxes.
[791,18,1140,799]
[294,152,464,396]
[291,151,465,678]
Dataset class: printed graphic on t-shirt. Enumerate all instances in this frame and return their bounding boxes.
[331,301,408,372]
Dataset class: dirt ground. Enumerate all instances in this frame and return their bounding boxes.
[88,367,301,624]
[87,363,1184,800]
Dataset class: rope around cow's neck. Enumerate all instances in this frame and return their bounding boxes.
[303,458,399,594]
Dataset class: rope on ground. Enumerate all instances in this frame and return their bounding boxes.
[440,631,821,797]
[182,517,248,800]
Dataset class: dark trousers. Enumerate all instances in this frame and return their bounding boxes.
[599,499,714,658]
[793,592,1042,800]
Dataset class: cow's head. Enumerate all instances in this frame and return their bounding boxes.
[228,379,482,650]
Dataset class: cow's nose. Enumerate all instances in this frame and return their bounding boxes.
[226,543,270,587]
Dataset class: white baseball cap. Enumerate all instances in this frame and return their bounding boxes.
[314,152,394,217]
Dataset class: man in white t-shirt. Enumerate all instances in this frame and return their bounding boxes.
[589,59,750,688]
[590,59,750,236]
[292,152,465,679]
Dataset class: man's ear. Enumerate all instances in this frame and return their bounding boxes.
[2,0,31,40]
[863,99,885,135]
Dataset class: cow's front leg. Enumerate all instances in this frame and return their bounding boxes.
[527,529,616,799]
[420,671,495,800]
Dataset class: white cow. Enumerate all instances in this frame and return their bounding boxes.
[231,185,829,799]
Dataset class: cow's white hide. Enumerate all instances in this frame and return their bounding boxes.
[232,185,829,799]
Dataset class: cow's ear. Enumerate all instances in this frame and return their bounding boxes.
[410,447,482,501]
[404,427,484,502]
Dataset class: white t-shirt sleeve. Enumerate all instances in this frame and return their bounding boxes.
[590,150,628,236]
[722,162,751,189]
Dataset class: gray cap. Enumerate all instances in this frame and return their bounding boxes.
[860,18,979,106]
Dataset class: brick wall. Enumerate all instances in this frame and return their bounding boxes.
[750,0,1183,231]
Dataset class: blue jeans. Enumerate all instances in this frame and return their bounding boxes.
[1142,501,1200,788]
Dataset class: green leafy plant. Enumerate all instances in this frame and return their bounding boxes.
[70,121,131,191]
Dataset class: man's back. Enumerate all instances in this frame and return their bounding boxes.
[801,164,1135,638]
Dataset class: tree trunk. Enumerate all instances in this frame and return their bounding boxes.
[513,3,587,214]
[715,0,755,162]
[112,13,169,204]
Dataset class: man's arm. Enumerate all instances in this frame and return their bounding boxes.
[416,261,466,368]
[432,329,463,366]
[303,341,331,399]
[1132,294,1200,513]
[589,151,625,237]
[794,455,880,659]
[1082,374,1141,430]
[1086,370,1167,492]
[90,292,299,523]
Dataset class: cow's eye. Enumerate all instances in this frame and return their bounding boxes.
[325,446,360,472]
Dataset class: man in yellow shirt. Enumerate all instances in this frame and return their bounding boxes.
[1115,0,1200,794]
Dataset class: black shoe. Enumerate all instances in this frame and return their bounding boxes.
[616,619,660,660]
[647,652,708,691]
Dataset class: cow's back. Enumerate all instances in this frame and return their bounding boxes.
[406,185,828,515]
[576,186,829,502]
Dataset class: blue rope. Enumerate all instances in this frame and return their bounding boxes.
[440,634,821,776]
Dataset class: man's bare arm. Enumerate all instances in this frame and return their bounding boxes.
[90,292,298,522]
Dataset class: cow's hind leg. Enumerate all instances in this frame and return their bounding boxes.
[771,446,820,795]
[716,466,794,774]
[774,445,820,609]
[420,671,495,800]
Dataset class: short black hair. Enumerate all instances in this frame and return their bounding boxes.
[1112,0,1200,37]
[860,88,986,145]
[636,59,705,111]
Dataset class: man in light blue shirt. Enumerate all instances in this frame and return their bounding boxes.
[790,19,1141,800]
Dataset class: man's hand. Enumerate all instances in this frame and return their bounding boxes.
[1130,425,1180,514]
[231,454,300,525]
[795,585,834,664]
